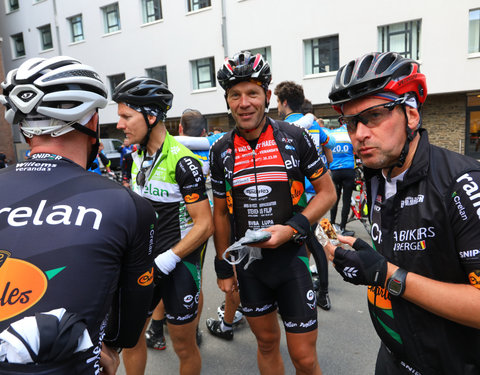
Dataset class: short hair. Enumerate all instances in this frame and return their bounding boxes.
[180,109,207,137]
[274,81,305,113]
[301,99,314,115]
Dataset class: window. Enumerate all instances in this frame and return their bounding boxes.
[187,0,211,12]
[142,0,162,23]
[108,73,126,98]
[304,35,339,75]
[249,46,272,65]
[38,24,53,50]
[102,3,121,34]
[68,15,84,43]
[378,20,421,60]
[146,65,168,85]
[11,33,25,58]
[7,0,19,12]
[191,57,215,90]
[469,9,480,54]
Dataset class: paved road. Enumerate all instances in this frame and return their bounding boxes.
[118,218,380,375]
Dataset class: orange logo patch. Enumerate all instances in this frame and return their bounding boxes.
[469,270,480,289]
[291,181,304,205]
[367,285,392,310]
[0,254,48,321]
[226,191,233,214]
[310,167,324,179]
[184,193,200,203]
[137,267,154,286]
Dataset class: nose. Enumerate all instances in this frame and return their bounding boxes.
[239,94,250,107]
[116,119,125,130]
[353,120,370,142]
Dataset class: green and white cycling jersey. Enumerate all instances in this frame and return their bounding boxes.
[131,132,207,255]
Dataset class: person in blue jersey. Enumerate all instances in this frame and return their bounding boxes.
[274,80,335,311]
[328,124,356,236]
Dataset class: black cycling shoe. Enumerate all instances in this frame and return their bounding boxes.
[341,228,355,237]
[145,328,166,350]
[317,290,331,311]
[206,318,233,341]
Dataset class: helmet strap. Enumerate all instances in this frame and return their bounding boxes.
[71,119,100,170]
[140,109,162,152]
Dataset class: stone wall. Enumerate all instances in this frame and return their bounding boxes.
[0,40,16,163]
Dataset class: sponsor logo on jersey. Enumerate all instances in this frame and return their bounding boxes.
[243,185,272,198]
[456,173,480,220]
[255,304,273,312]
[368,285,392,310]
[452,193,468,221]
[392,227,435,251]
[459,249,480,259]
[0,252,48,321]
[400,195,424,208]
[284,321,297,328]
[468,270,480,289]
[143,184,169,198]
[226,190,233,214]
[137,267,154,286]
[0,200,103,230]
[310,167,324,179]
[285,145,295,151]
[290,180,304,205]
[306,289,315,301]
[299,319,316,328]
[184,193,200,203]
[284,155,300,169]
[184,294,194,303]
[170,146,181,155]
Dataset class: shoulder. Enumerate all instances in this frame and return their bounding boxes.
[210,129,234,152]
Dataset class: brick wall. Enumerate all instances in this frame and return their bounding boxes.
[0,40,16,163]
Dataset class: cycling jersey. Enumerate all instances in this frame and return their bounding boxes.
[366,129,480,374]
[210,118,326,332]
[131,132,208,324]
[328,125,355,170]
[0,153,155,374]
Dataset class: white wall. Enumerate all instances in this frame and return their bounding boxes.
[1,0,480,125]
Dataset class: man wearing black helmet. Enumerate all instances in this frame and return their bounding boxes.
[210,51,336,375]
[325,52,480,374]
[0,56,156,374]
[113,77,213,375]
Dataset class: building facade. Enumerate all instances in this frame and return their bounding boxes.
[1,0,480,159]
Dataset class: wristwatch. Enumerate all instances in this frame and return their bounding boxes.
[386,268,408,297]
[289,226,307,244]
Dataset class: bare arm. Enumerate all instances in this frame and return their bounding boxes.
[323,146,333,165]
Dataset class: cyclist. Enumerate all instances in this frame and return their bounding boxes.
[328,123,356,236]
[326,52,480,374]
[0,56,156,374]
[274,80,335,311]
[210,51,336,375]
[114,77,213,375]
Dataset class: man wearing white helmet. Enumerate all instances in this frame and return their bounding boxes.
[0,56,156,374]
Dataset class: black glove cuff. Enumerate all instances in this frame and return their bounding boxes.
[214,256,234,279]
[285,213,310,236]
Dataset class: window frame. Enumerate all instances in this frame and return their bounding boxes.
[469,9,480,54]
[102,3,121,34]
[68,14,85,43]
[145,65,168,85]
[142,0,162,24]
[249,46,272,66]
[11,32,25,58]
[187,0,211,13]
[108,73,126,99]
[37,24,53,51]
[191,57,215,90]
[7,0,19,12]
[304,35,339,75]
[378,19,421,60]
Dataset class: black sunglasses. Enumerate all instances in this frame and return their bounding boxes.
[136,156,154,187]
[338,99,405,133]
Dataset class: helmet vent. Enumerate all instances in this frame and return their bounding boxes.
[357,54,374,79]
[375,53,397,75]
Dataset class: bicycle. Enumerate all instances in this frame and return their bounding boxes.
[347,165,371,234]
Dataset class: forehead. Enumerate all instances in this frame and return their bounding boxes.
[342,97,390,115]
[227,80,265,95]
[118,102,140,115]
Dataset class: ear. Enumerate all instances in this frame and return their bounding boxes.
[405,106,420,130]
[85,112,99,143]
[266,89,272,102]
[178,123,184,135]
[148,114,157,126]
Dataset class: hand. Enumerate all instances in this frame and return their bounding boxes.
[332,236,387,286]
[217,276,238,293]
[154,249,181,275]
[99,343,120,375]
[257,225,295,248]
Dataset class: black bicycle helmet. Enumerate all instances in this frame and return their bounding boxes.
[112,77,173,115]
[329,52,427,111]
[217,51,272,92]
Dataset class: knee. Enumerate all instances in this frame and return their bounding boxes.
[291,353,317,374]
[256,333,281,355]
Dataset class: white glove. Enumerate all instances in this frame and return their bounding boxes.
[154,249,181,275]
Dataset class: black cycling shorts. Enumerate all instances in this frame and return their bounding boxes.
[236,243,318,333]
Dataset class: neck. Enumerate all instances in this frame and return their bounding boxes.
[146,123,167,156]
[237,115,267,141]
[382,132,420,178]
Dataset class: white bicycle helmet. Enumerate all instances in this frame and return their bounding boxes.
[0,56,108,138]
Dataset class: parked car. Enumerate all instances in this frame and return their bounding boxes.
[101,138,123,170]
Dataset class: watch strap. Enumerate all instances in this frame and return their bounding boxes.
[387,267,408,297]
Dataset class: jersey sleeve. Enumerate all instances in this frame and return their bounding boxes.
[448,170,480,290]
[298,128,327,182]
[209,144,227,199]
[320,128,336,149]
[103,192,156,348]
[175,156,208,204]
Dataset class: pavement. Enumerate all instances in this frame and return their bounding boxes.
[117,217,380,375]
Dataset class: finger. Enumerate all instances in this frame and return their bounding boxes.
[337,234,357,247]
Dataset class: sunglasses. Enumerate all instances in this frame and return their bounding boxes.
[136,156,154,187]
[338,99,405,133]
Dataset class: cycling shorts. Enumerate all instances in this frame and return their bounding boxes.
[236,243,318,333]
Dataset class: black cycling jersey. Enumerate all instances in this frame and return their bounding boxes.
[0,153,155,374]
[366,129,480,374]
[210,118,326,333]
